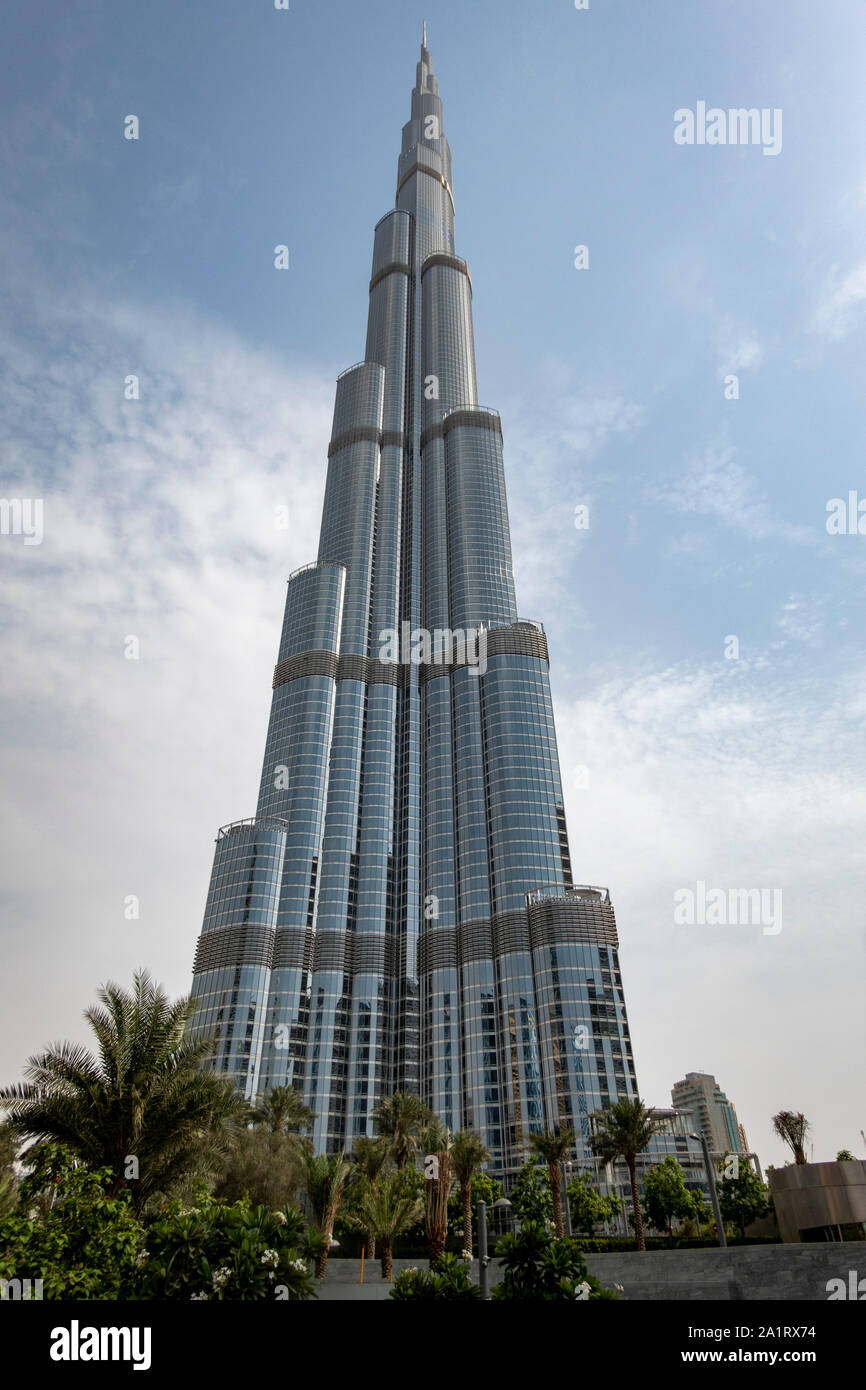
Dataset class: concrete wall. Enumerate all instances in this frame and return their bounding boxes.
[316,1242,866,1301]
[769,1160,866,1243]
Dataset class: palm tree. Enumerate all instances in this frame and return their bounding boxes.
[372,1091,433,1170]
[249,1085,314,1135]
[451,1129,489,1258]
[347,1136,392,1261]
[590,1097,663,1252]
[420,1119,453,1265]
[528,1127,574,1238]
[772,1111,811,1165]
[0,1121,18,1217]
[298,1148,351,1278]
[347,1173,423,1281]
[0,970,244,1213]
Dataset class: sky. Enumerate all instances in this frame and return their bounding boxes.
[1,0,864,1171]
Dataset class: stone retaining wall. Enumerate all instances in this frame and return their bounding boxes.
[315,1242,866,1302]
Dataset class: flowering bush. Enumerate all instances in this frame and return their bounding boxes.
[390,1253,482,1301]
[135,1197,321,1301]
[0,1145,143,1299]
[0,1145,319,1301]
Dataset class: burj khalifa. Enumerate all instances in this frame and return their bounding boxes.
[190,30,638,1180]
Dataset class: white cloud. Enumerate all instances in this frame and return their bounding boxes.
[0,280,334,1090]
[649,442,815,546]
[811,257,866,340]
[717,325,764,377]
[556,656,866,1166]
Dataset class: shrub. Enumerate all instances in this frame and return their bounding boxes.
[491,1221,620,1301]
[390,1252,482,1300]
[135,1196,320,1300]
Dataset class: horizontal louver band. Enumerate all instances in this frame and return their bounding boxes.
[421,252,472,292]
[395,160,454,210]
[527,899,619,951]
[273,627,550,691]
[193,924,275,973]
[369,260,412,291]
[420,408,502,450]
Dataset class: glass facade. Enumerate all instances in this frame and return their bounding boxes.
[190,36,641,1181]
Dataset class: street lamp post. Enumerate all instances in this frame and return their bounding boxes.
[477,1200,490,1300]
[562,1161,574,1237]
[690,1132,727,1248]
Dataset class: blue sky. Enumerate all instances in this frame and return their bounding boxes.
[1,0,864,1168]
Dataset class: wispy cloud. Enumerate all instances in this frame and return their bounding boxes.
[557,653,866,1153]
[648,442,814,546]
[0,278,334,1088]
[810,257,866,340]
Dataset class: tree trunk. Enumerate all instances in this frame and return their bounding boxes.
[426,1152,452,1267]
[316,1222,331,1279]
[380,1238,392,1281]
[461,1179,473,1258]
[627,1159,646,1252]
[365,1231,377,1261]
[550,1163,564,1239]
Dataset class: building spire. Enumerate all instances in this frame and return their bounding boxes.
[422,20,427,49]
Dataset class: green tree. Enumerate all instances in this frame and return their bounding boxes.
[590,1097,664,1251]
[345,1172,423,1281]
[642,1156,698,1242]
[491,1221,620,1301]
[448,1171,503,1246]
[716,1155,772,1239]
[372,1091,433,1170]
[0,1121,18,1217]
[0,971,244,1213]
[836,1150,856,1162]
[450,1129,489,1258]
[772,1110,810,1165]
[211,1126,304,1210]
[528,1128,575,1239]
[510,1159,554,1226]
[420,1119,453,1266]
[566,1169,623,1238]
[0,1143,319,1301]
[298,1148,350,1279]
[344,1136,392,1260]
[248,1085,314,1136]
[0,1145,143,1299]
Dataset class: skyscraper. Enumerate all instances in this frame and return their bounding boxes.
[671,1072,747,1156]
[190,31,638,1181]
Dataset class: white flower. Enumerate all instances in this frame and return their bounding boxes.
[461,1250,472,1262]
[614,1283,624,1293]
[273,1211,287,1225]
[288,1258,307,1274]
[260,1249,279,1268]
[190,1291,210,1301]
[135,1250,149,1267]
[211,1267,232,1289]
